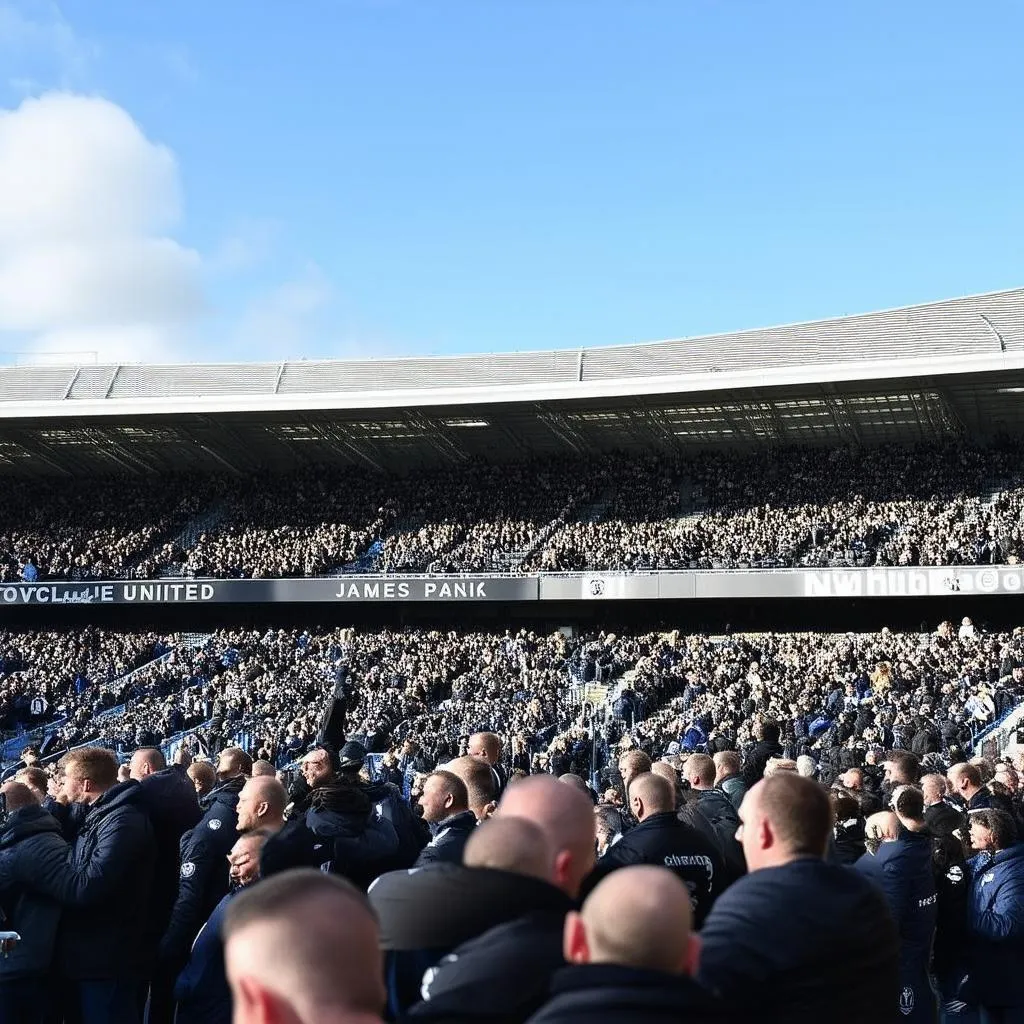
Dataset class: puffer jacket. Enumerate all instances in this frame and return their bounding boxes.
[10,781,157,979]
[0,805,68,979]
[961,843,1024,1008]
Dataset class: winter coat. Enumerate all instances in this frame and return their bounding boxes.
[414,811,477,868]
[691,788,745,880]
[406,897,573,1022]
[5,782,157,980]
[173,887,238,1024]
[361,778,427,870]
[583,812,724,926]
[742,740,783,787]
[0,805,68,979]
[698,857,899,1024]
[717,776,746,811]
[855,831,937,1023]
[160,775,243,968]
[961,843,1024,1009]
[137,766,201,948]
[526,964,730,1024]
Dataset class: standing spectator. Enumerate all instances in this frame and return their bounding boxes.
[173,828,275,1024]
[922,773,965,838]
[468,732,509,797]
[527,866,723,1024]
[0,782,68,1024]
[223,869,386,1024]
[712,750,746,810]
[698,774,899,1023]
[414,771,477,867]
[949,763,993,813]
[583,773,723,925]
[957,809,1024,1021]
[855,798,938,1024]
[2,747,157,1024]
[742,721,782,787]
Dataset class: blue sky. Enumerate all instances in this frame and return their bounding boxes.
[0,0,1022,364]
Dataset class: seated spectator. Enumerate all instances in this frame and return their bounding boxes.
[223,868,386,1024]
[527,865,724,1024]
[698,774,899,1023]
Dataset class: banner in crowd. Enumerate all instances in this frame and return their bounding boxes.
[3,565,1024,605]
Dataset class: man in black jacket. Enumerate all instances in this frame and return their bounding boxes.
[583,773,724,926]
[407,816,571,1022]
[527,866,726,1024]
[1,747,157,1024]
[922,773,965,837]
[159,747,250,978]
[0,782,69,1024]
[415,770,477,867]
[130,747,201,1024]
[742,721,783,788]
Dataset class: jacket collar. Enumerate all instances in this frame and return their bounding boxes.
[0,803,63,846]
[430,810,477,836]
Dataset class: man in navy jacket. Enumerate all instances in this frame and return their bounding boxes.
[414,770,477,868]
[855,801,937,1024]
[0,782,69,1024]
[698,774,899,1024]
[0,747,156,1024]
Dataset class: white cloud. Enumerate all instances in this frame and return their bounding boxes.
[0,92,205,363]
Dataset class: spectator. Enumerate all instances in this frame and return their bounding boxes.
[187,762,216,802]
[698,774,899,1023]
[414,770,477,867]
[234,776,287,836]
[527,866,722,1024]
[856,796,938,1024]
[468,731,509,796]
[0,781,67,1024]
[742,721,782,787]
[950,763,993,813]
[957,809,1024,1021]
[173,828,274,1024]
[922,772,965,838]
[582,773,724,925]
[712,750,745,809]
[223,868,386,1024]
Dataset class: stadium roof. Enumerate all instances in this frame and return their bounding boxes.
[1,287,1023,476]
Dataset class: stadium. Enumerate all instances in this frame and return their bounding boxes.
[4,286,1024,1023]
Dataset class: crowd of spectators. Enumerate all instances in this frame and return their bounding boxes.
[6,442,1024,582]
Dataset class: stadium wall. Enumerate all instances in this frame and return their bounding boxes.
[2,564,1022,606]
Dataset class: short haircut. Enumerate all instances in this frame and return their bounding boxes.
[1,781,39,812]
[134,746,167,771]
[188,761,216,785]
[559,773,593,797]
[894,786,925,821]
[221,746,254,777]
[629,772,675,814]
[428,770,469,811]
[62,747,117,789]
[951,763,983,789]
[463,817,551,878]
[470,732,502,758]
[759,775,834,858]
[251,759,277,777]
[885,750,921,783]
[15,766,48,795]
[223,868,376,940]
[714,750,741,775]
[619,750,652,776]
[971,808,1018,850]
[685,754,715,786]
[446,756,496,813]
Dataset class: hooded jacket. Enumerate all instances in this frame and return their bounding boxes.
[7,781,157,980]
[160,774,244,968]
[962,843,1024,1008]
[526,964,730,1024]
[0,804,68,979]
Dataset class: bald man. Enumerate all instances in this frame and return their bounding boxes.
[581,772,724,925]
[467,732,509,796]
[0,782,68,1020]
[187,761,216,800]
[234,776,287,835]
[528,866,723,1023]
[130,746,202,1024]
[224,868,385,1023]
[174,829,275,1024]
[407,817,571,1021]
[371,783,583,1018]
[445,755,498,820]
[698,774,899,1024]
[856,802,937,1024]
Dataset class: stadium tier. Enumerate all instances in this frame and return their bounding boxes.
[4,288,1024,1023]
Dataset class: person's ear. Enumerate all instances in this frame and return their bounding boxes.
[758,816,773,851]
[553,848,573,890]
[681,933,702,977]
[482,800,498,820]
[563,911,591,964]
